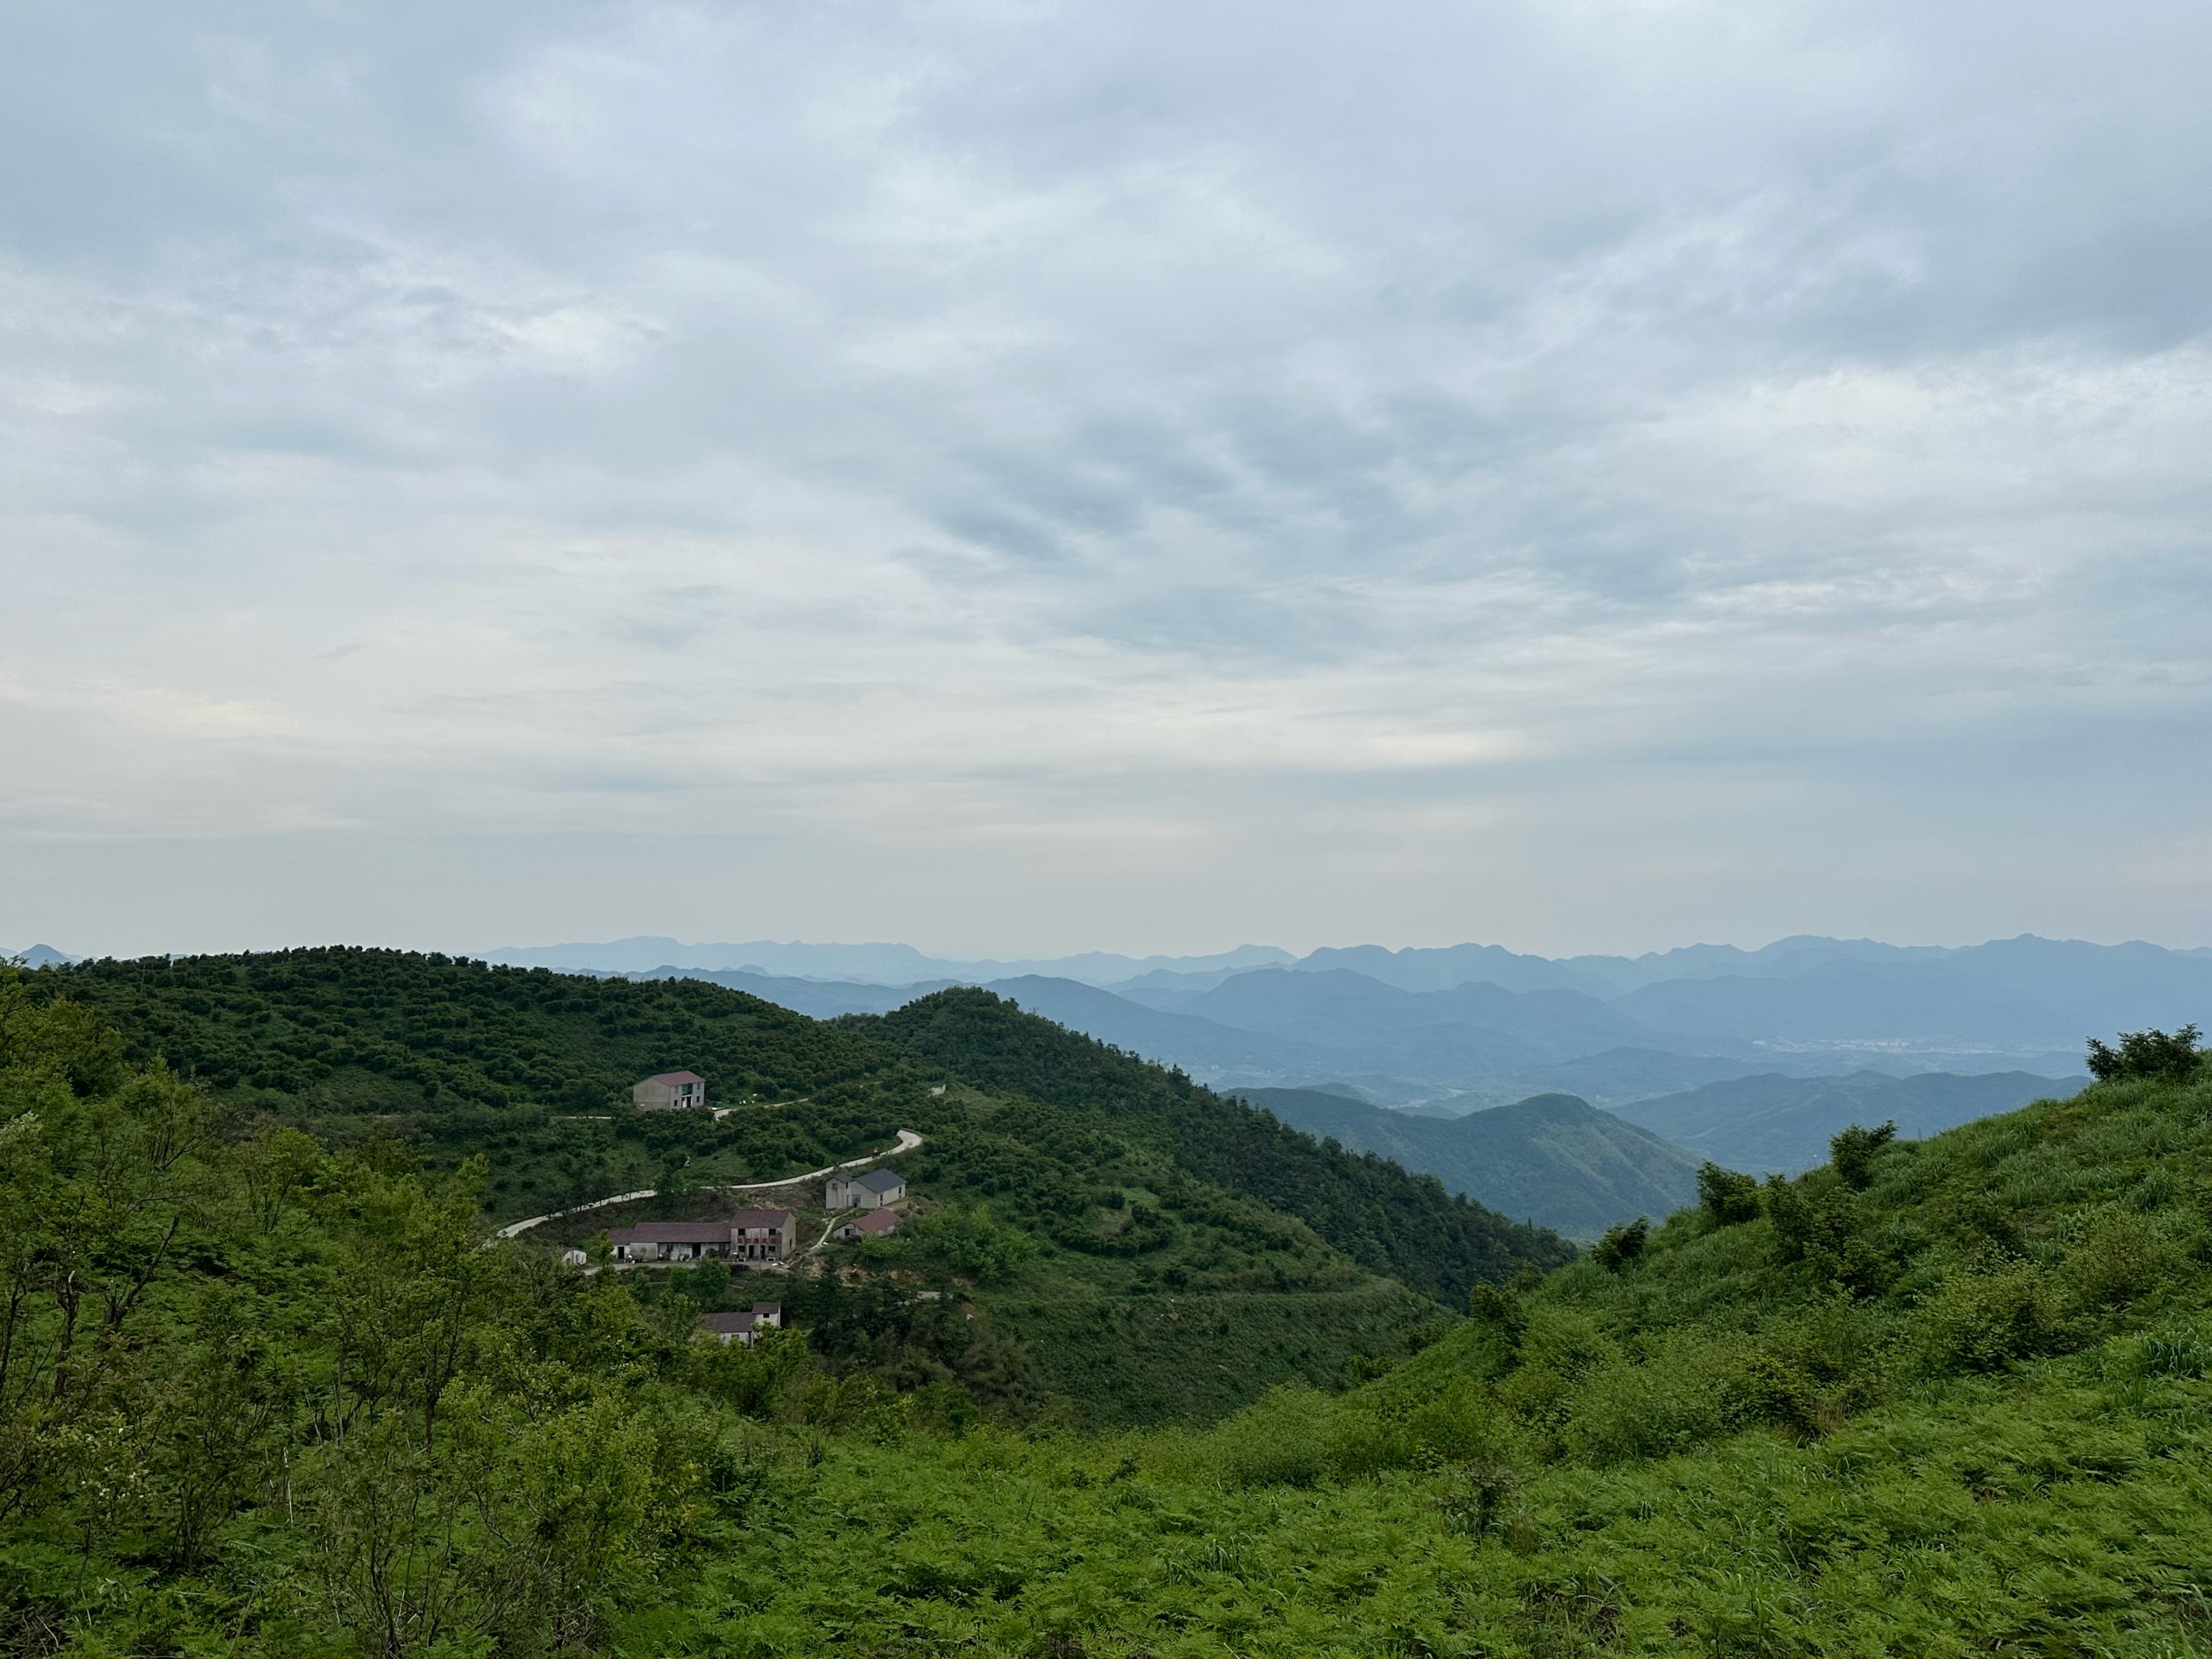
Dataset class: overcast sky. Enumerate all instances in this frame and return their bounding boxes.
[4,0,2210,961]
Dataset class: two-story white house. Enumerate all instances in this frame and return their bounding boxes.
[632,1071,707,1111]
[824,1167,907,1211]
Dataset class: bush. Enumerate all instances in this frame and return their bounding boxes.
[1697,1162,1761,1226]
[2060,1205,2186,1310]
[2086,1024,2203,1084]
[1721,1350,1820,1435]
[1561,1332,1739,1464]
[1831,1122,1898,1191]
[1591,1218,1649,1272]
[904,1202,1040,1283]
[1915,1263,2061,1374]
[1437,1457,1520,1537]
[1212,1386,1332,1487]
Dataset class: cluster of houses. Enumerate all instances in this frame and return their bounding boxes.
[609,1210,801,1264]
[604,1162,910,1266]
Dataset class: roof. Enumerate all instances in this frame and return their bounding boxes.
[699,1311,755,1335]
[848,1209,899,1235]
[728,1207,794,1228]
[643,1070,705,1086]
[611,1221,731,1245]
[845,1167,906,1194]
[751,1302,783,1318]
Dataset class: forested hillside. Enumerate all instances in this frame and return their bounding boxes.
[860,987,1572,1302]
[29,953,1571,1422]
[9,953,2209,1654]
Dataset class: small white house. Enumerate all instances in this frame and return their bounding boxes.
[824,1167,907,1211]
[633,1071,707,1111]
[698,1302,786,1347]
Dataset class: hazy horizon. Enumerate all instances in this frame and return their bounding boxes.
[15,927,2212,972]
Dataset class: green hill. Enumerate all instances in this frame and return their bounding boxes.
[28,953,1569,1424]
[12,955,2208,1657]
[859,988,1573,1302]
[1237,1085,1702,1239]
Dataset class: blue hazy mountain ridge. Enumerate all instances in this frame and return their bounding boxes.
[488,936,1294,982]
[635,969,1342,1078]
[1611,957,2094,1057]
[1236,1086,1702,1240]
[630,968,959,1020]
[971,976,1341,1077]
[1139,970,1689,1059]
[3,945,77,968]
[1433,1049,1774,1111]
[534,932,2208,1109]
[1610,1069,2086,1175]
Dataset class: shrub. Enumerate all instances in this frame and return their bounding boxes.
[1591,1218,1649,1272]
[1212,1386,1333,1488]
[2060,1205,2186,1310]
[1915,1263,2061,1374]
[1830,1122,1898,1191]
[1562,1332,1739,1464]
[1721,1350,1820,1435]
[2086,1024,2203,1084]
[1697,1162,1761,1226]
[1766,1175,1857,1265]
[1437,1457,1520,1537]
[1468,1282,1529,1355]
[1403,1375,1502,1466]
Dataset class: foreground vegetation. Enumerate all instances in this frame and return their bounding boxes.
[6,957,2209,1655]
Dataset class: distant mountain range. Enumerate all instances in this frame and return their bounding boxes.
[29,929,2161,1127]
[1610,1069,2082,1175]
[1236,1086,1702,1241]
[591,936,2151,1111]
[483,936,1296,983]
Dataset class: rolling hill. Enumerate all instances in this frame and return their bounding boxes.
[30,951,1573,1423]
[1236,1085,1702,1239]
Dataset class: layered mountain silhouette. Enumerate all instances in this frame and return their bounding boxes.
[462,931,2177,1232]
[1233,1086,1702,1241]
[1611,1069,2081,1175]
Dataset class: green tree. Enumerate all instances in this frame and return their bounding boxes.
[2086,1024,2202,1083]
[1696,1162,1761,1226]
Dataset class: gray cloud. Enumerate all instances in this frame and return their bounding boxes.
[2,0,2209,957]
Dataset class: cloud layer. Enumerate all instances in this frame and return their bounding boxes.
[5,0,2210,956]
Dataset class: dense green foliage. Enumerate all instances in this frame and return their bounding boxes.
[30,956,1566,1426]
[17,959,2207,1657]
[41,949,899,1218]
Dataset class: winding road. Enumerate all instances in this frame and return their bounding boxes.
[494,1128,925,1241]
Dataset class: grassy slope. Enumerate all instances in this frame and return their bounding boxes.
[640,1064,2212,1655]
[38,954,1569,1424]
